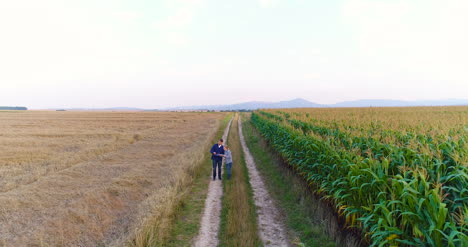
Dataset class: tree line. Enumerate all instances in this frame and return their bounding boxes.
[0,106,28,110]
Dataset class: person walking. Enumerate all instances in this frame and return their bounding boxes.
[223,146,233,179]
[210,138,225,180]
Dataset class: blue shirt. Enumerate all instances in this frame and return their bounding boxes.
[210,144,225,161]
[224,150,232,163]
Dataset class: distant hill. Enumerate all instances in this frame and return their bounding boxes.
[45,98,468,112]
[165,98,468,111]
[0,106,28,110]
[167,98,323,111]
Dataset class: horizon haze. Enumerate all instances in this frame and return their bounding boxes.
[26,98,468,111]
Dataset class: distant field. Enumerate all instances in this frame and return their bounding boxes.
[253,107,467,246]
[0,111,224,246]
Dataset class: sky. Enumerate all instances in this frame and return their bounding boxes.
[0,0,467,109]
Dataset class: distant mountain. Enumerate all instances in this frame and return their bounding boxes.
[44,98,468,112]
[166,98,323,111]
[166,98,468,110]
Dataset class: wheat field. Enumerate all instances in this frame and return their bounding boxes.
[0,111,224,246]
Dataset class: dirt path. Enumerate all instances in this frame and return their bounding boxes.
[194,118,232,247]
[238,116,291,247]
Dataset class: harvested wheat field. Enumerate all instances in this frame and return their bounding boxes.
[0,111,225,246]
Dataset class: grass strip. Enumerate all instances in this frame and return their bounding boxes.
[241,113,336,247]
[219,113,263,247]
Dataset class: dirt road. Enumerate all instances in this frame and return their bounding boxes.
[194,118,232,247]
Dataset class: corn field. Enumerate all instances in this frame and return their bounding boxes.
[251,107,468,247]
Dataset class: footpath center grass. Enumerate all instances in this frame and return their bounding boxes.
[219,113,262,247]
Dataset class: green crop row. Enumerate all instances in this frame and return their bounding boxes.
[251,112,468,247]
[266,107,468,140]
[272,110,466,149]
[258,111,467,214]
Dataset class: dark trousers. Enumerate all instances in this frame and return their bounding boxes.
[212,159,222,179]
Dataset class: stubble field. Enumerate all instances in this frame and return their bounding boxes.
[0,111,224,246]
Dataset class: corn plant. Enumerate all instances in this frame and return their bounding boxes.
[251,111,468,247]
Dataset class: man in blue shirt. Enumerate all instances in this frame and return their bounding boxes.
[210,138,225,180]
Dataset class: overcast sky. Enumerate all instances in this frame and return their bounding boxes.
[1,0,467,109]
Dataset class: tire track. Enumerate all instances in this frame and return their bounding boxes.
[238,115,291,247]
